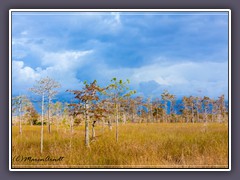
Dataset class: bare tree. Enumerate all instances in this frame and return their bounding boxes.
[194,96,202,123]
[43,77,61,133]
[51,101,63,132]
[12,95,31,134]
[135,96,144,123]
[216,95,226,123]
[161,90,175,123]
[152,97,164,123]
[30,76,61,153]
[202,96,210,123]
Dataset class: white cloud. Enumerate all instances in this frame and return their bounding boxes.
[13,61,40,82]
[41,50,93,68]
[12,50,93,94]
[90,60,228,98]
[12,61,41,94]
[130,61,227,86]
[11,12,228,99]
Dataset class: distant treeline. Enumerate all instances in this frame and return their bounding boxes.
[12,77,228,125]
[12,77,228,150]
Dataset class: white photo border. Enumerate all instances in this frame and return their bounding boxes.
[9,9,231,171]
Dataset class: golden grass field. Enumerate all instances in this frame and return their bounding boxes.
[12,123,228,169]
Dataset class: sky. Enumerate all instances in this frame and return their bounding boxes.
[11,11,229,100]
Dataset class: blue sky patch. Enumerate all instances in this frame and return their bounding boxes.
[11,11,229,99]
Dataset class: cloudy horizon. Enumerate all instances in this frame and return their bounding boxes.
[11,11,229,100]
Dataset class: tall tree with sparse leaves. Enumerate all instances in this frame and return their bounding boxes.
[67,80,104,147]
[30,76,61,153]
[106,78,135,142]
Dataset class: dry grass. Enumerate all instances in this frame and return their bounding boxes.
[12,122,228,169]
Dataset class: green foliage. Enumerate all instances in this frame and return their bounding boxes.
[36,122,47,125]
[107,77,135,101]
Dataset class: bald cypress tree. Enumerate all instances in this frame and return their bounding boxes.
[12,95,31,134]
[106,78,135,142]
[161,90,175,123]
[30,76,60,153]
[67,80,104,147]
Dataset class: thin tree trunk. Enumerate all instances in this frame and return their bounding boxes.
[191,103,194,123]
[70,116,73,134]
[204,107,207,123]
[19,102,22,134]
[156,108,158,123]
[92,121,96,139]
[69,116,73,149]
[116,103,119,142]
[147,106,150,124]
[108,115,112,131]
[165,102,167,123]
[48,97,51,133]
[196,106,199,123]
[92,126,95,139]
[150,104,153,123]
[169,101,171,123]
[85,101,90,147]
[218,114,222,123]
[123,114,126,124]
[41,93,44,154]
[107,103,112,130]
[139,109,142,123]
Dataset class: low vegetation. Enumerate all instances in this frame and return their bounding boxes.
[12,123,228,168]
